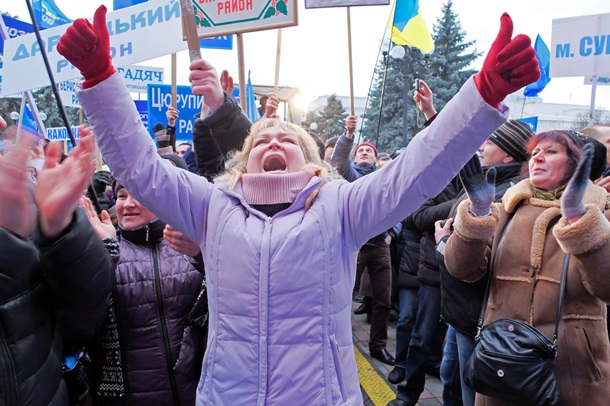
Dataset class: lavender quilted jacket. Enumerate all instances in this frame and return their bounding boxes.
[78,73,507,405]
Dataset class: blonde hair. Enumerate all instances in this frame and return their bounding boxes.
[216,118,338,191]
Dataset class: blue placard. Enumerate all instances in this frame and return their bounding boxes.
[0,16,34,54]
[147,84,204,142]
[134,100,148,129]
[519,117,538,133]
[200,36,233,50]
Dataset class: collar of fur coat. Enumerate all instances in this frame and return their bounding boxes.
[499,178,609,274]
[502,178,609,213]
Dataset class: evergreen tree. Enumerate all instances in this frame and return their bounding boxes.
[361,0,479,153]
[301,94,348,141]
[0,86,82,137]
[425,0,480,112]
[361,48,429,153]
[32,86,82,129]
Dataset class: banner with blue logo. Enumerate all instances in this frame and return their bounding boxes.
[519,117,538,133]
[200,36,233,50]
[134,100,148,129]
[0,16,33,54]
[33,0,72,30]
[147,84,204,142]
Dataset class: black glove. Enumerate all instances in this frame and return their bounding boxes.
[459,155,496,217]
[562,143,593,219]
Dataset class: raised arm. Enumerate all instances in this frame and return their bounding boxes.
[330,115,360,182]
[338,13,539,249]
[57,6,215,244]
[191,65,251,180]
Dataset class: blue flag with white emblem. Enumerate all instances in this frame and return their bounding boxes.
[33,0,72,30]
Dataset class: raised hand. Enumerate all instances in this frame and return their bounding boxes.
[474,13,540,108]
[189,59,224,112]
[220,69,234,94]
[0,134,37,237]
[413,80,437,120]
[263,93,280,119]
[164,225,201,257]
[36,127,96,238]
[57,6,115,89]
[79,196,116,239]
[345,115,357,138]
[166,106,179,127]
[562,143,594,221]
[459,154,496,217]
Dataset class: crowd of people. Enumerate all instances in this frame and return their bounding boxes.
[1,4,610,406]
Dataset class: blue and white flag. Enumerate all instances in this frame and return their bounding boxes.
[524,35,551,97]
[21,104,43,139]
[0,16,33,54]
[246,71,261,122]
[33,0,72,30]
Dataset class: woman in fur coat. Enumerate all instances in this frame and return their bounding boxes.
[445,130,610,405]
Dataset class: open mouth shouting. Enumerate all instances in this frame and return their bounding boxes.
[263,155,287,172]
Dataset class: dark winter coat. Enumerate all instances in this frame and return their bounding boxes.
[192,93,252,181]
[439,162,523,337]
[411,179,460,287]
[395,215,421,289]
[446,179,610,405]
[103,222,204,406]
[0,209,114,406]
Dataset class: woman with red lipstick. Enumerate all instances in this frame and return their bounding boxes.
[445,131,610,405]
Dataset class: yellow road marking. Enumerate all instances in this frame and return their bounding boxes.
[354,345,396,405]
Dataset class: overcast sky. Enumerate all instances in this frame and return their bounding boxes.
[3,0,610,113]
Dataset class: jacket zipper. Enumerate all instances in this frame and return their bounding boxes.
[152,243,181,406]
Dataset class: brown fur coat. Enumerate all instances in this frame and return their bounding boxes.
[446,178,610,406]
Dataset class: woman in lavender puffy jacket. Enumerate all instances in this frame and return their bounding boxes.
[57,6,539,405]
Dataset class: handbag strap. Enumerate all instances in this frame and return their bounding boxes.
[475,207,570,347]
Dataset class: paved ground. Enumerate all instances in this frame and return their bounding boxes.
[351,301,444,406]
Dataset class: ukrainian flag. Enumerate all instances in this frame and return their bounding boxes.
[388,0,434,54]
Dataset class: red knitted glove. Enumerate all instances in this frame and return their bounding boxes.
[57,6,115,89]
[474,13,540,108]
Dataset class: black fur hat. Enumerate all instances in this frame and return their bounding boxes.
[562,130,607,180]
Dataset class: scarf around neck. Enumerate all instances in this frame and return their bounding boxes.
[530,184,567,201]
[241,170,315,205]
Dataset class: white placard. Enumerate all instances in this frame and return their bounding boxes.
[2,0,186,96]
[46,126,81,141]
[194,0,298,38]
[57,79,83,107]
[584,76,610,86]
[117,64,164,93]
[550,12,610,78]
[305,0,389,8]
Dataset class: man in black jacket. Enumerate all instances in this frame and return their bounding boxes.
[0,120,114,405]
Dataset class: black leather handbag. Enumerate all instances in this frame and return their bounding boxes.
[463,213,569,406]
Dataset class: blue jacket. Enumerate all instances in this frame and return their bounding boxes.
[78,73,507,405]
